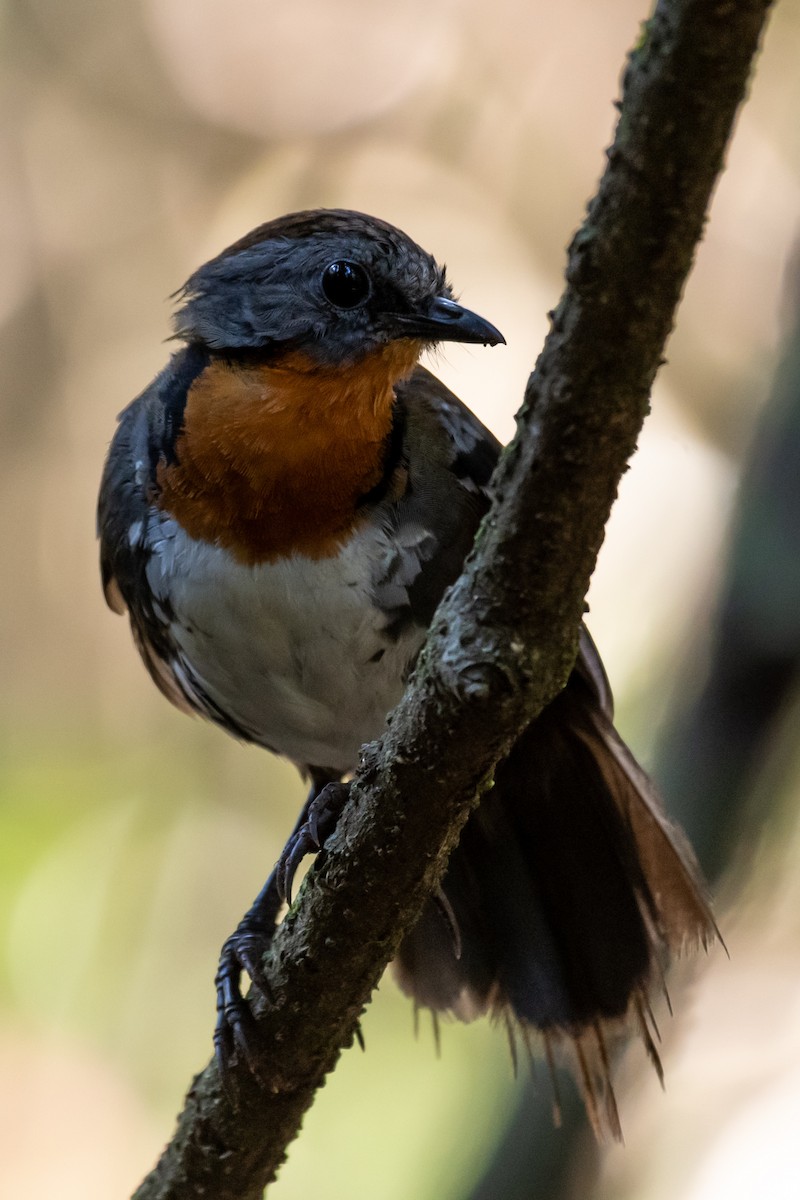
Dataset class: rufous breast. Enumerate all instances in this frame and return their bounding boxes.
[156,340,421,564]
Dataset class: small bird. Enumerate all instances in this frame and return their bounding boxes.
[98,208,714,1134]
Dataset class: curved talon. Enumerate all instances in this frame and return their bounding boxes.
[216,997,267,1086]
[213,924,278,1086]
[307,803,323,848]
[277,835,311,905]
[232,935,274,1002]
[276,781,351,903]
[214,965,248,1088]
[214,994,249,1099]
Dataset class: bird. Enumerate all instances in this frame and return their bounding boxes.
[97,208,715,1135]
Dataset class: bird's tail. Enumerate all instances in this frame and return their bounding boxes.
[393,631,717,1138]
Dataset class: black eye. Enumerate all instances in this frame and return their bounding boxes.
[321,260,370,309]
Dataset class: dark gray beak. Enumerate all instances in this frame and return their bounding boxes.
[390,296,505,346]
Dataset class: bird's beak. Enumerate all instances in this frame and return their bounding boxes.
[389,296,505,346]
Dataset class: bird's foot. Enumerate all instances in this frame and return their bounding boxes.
[213,780,349,1093]
[213,880,281,1090]
[277,781,351,903]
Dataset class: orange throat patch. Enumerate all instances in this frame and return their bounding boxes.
[155,341,421,564]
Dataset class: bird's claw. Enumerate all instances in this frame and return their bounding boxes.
[213,924,276,1089]
[212,780,349,1090]
[277,781,351,903]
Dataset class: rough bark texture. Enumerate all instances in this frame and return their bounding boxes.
[133,2,775,1196]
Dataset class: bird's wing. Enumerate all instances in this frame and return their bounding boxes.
[369,364,501,625]
[97,346,212,714]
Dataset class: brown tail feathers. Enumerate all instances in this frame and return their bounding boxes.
[393,630,716,1139]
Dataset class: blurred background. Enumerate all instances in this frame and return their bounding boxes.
[2,0,800,1196]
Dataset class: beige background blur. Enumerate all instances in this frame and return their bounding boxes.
[2,1,800,1197]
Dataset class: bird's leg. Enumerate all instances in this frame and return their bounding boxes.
[213,770,344,1080]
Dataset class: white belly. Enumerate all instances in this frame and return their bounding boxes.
[144,513,425,772]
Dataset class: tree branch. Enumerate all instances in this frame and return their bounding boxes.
[133,2,774,1196]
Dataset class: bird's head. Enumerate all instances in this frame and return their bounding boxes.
[172,209,504,366]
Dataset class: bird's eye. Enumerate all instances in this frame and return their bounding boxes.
[321,260,370,309]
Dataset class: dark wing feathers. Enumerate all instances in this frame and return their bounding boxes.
[98,345,209,605]
[97,346,210,712]
[374,366,499,625]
